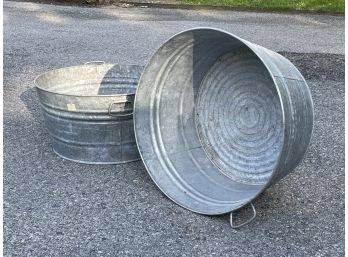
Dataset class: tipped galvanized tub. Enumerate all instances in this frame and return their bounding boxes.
[35,63,143,164]
[134,28,314,218]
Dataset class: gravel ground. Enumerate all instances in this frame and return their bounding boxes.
[4,1,344,256]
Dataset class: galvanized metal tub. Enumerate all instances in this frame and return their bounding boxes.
[134,28,314,215]
[35,63,143,164]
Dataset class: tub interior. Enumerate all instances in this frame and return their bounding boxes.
[36,64,142,96]
[195,50,283,185]
[136,29,285,213]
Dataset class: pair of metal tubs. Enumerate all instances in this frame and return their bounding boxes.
[36,28,313,223]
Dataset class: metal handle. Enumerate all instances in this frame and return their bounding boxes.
[84,61,105,65]
[230,203,256,229]
[108,102,133,117]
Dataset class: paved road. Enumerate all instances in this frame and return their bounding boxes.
[4,1,344,256]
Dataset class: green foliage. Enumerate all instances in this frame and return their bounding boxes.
[180,0,344,12]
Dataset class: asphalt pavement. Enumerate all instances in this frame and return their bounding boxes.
[4,1,344,256]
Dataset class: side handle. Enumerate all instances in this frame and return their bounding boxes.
[108,102,133,117]
[230,203,256,229]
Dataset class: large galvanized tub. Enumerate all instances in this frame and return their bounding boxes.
[35,63,143,164]
[134,28,314,216]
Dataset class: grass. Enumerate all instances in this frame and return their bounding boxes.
[179,0,344,13]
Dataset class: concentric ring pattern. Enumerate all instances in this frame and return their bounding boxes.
[196,50,283,184]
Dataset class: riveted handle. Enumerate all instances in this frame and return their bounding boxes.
[108,102,133,117]
[230,203,256,229]
[84,61,105,65]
